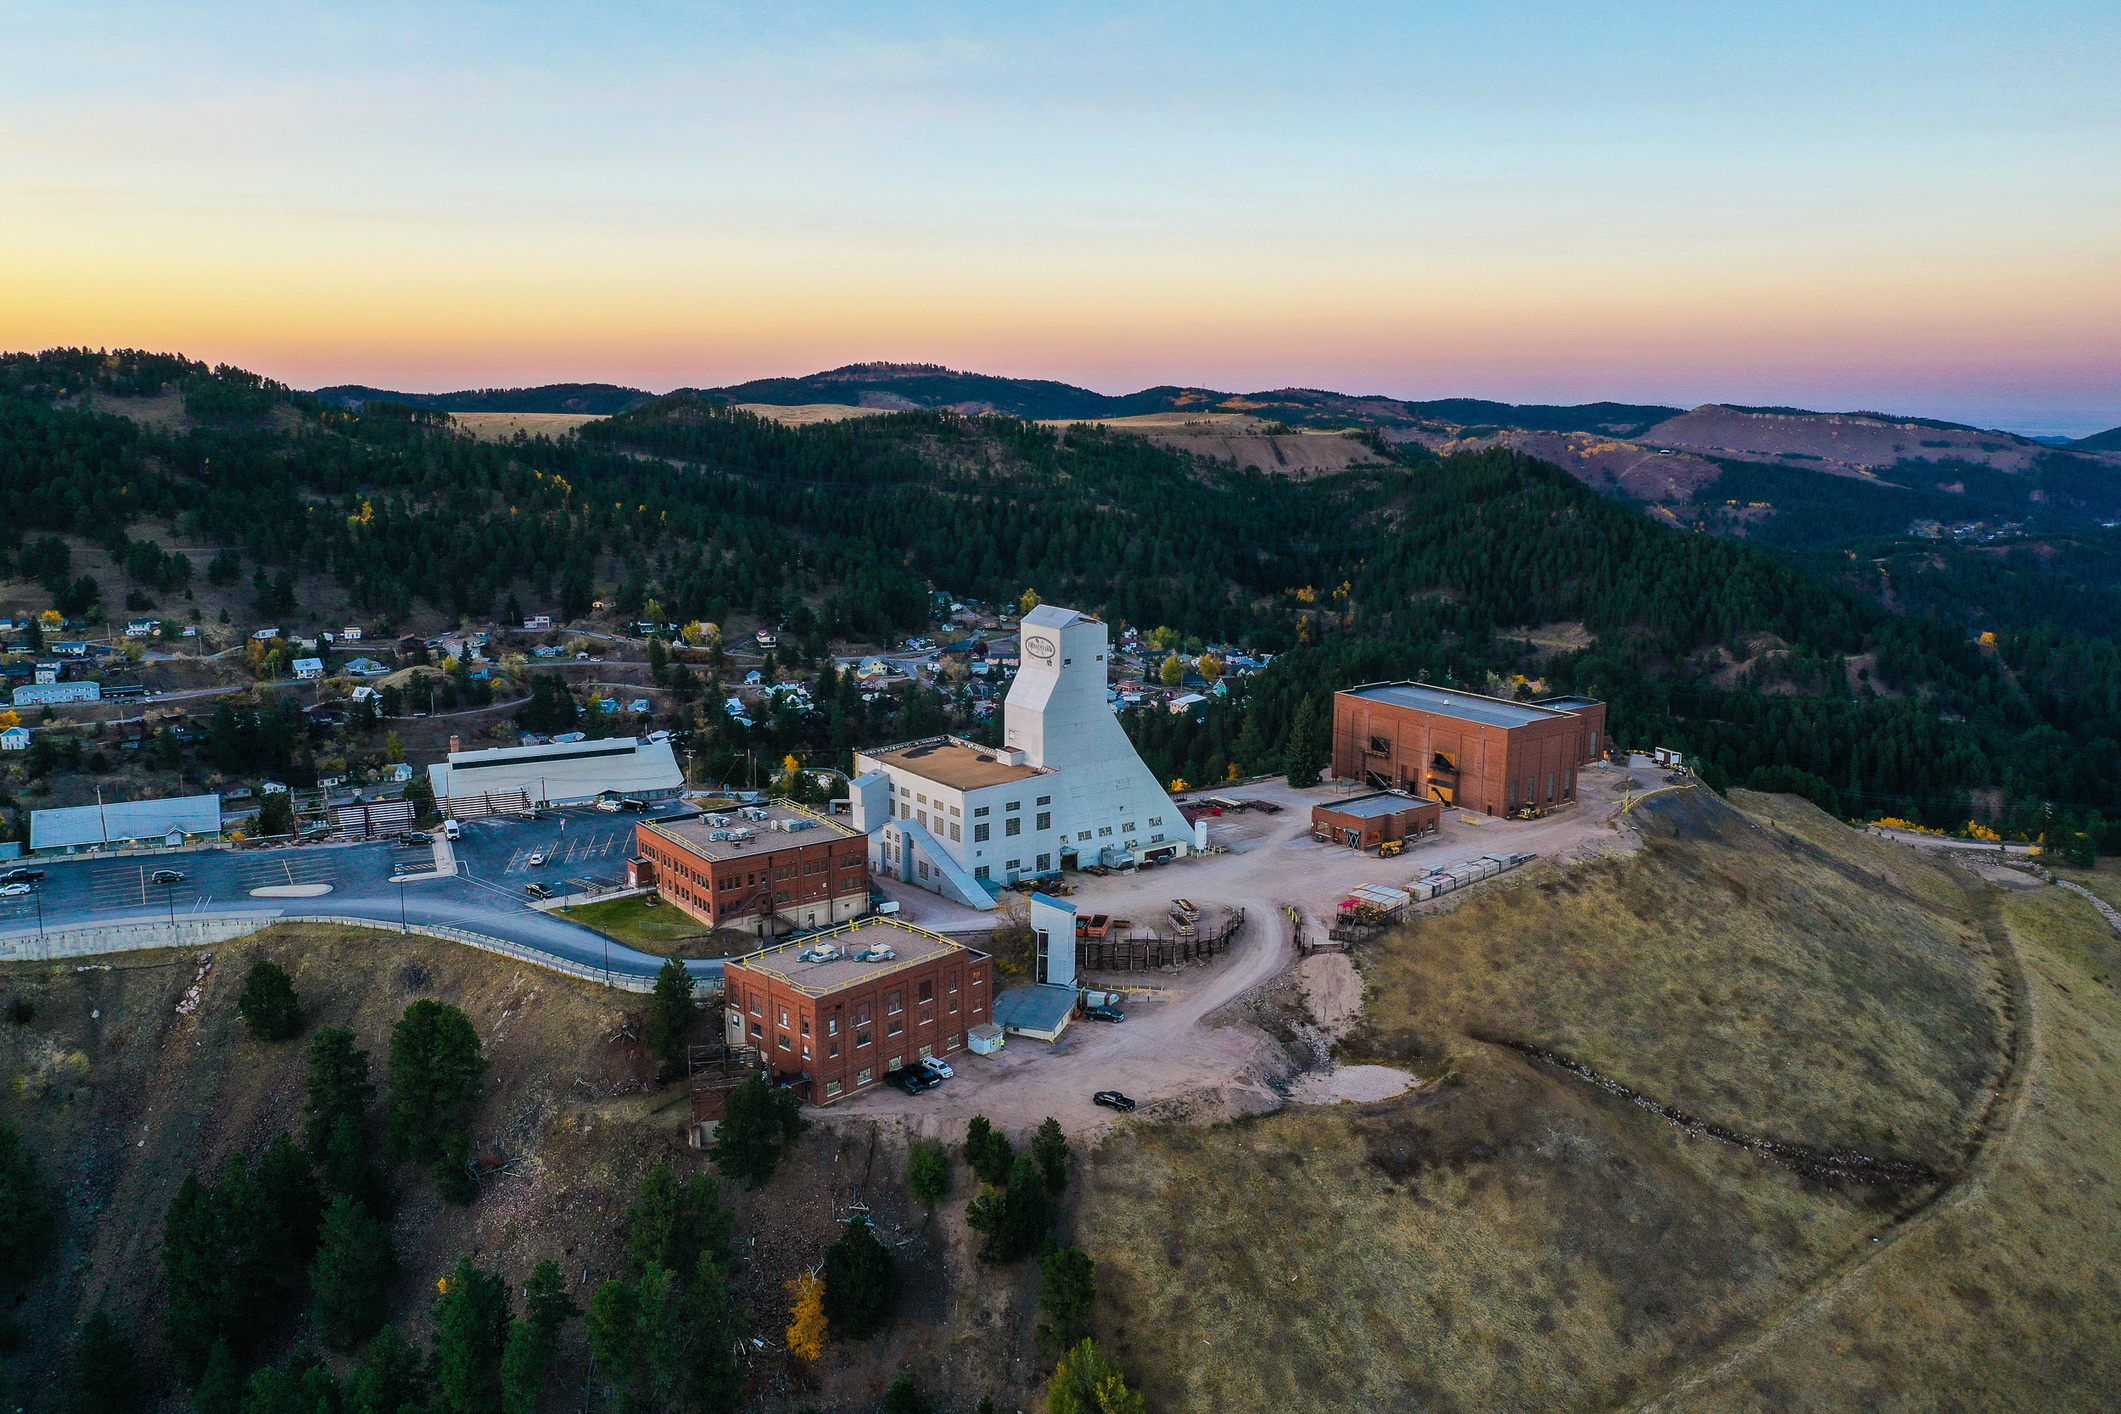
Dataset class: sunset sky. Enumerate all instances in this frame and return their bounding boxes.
[3,2,2116,433]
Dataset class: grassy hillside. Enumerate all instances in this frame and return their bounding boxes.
[1076,789,2053,1413]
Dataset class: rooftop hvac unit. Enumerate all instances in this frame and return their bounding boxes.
[784,819,817,832]
[854,944,897,963]
[707,814,732,827]
[796,944,842,963]
[741,807,769,821]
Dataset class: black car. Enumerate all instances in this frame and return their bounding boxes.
[889,1067,941,1094]
[150,869,187,885]
[0,869,46,885]
[1093,1091,1137,1112]
[1083,1005,1126,1023]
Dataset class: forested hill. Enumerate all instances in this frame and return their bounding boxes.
[2074,425,2121,452]
[4,347,2121,842]
[307,383,652,415]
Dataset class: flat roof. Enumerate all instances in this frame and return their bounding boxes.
[1535,695,1603,711]
[1318,791,1435,821]
[1340,681,1572,730]
[727,917,984,997]
[644,800,863,865]
[992,984,1078,1032]
[429,736,682,802]
[31,793,221,850]
[862,736,1050,792]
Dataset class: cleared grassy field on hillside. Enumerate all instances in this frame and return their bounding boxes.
[1078,789,2041,1413]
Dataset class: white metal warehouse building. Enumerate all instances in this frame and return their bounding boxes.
[30,793,223,854]
[426,737,684,808]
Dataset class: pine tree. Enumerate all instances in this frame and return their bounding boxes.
[162,1172,225,1382]
[709,1072,806,1186]
[322,1113,390,1217]
[626,1161,732,1283]
[64,1310,145,1414]
[386,1000,486,1166]
[193,1338,245,1414]
[345,1327,430,1414]
[1285,695,1322,789]
[648,637,669,685]
[783,1272,826,1363]
[906,1138,951,1207]
[586,1279,640,1402]
[498,1318,552,1414]
[311,1194,396,1351]
[688,1253,743,1414]
[882,1372,934,1414]
[964,1115,1014,1187]
[238,959,304,1042]
[1031,1117,1069,1194]
[822,1214,899,1340]
[0,1120,55,1291]
[303,1027,375,1160]
[1035,1248,1096,1357]
[966,1153,1052,1264]
[435,1129,478,1206]
[523,1259,579,1332]
[646,957,695,1075]
[433,1259,512,1414]
[255,1132,324,1270]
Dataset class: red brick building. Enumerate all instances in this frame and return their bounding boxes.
[1332,682,1607,816]
[722,919,993,1104]
[632,800,870,936]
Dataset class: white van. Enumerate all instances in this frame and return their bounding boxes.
[442,820,461,842]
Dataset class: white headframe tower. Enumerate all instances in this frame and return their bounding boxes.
[1007,605,1185,864]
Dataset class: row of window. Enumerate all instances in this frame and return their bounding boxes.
[821,1033,967,1099]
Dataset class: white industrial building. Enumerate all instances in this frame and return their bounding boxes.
[427,736,683,808]
[13,681,99,707]
[851,605,1189,910]
[30,793,223,854]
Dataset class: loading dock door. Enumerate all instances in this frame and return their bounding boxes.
[1342,828,1361,849]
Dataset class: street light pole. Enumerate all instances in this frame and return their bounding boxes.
[397,878,407,934]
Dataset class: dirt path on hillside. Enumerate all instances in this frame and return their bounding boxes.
[1629,865,2039,1412]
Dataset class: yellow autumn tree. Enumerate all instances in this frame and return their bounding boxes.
[786,1273,826,1361]
[1019,587,1041,615]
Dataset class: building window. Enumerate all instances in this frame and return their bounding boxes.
[801,1042,811,1059]
[973,823,990,842]
[1036,853,1050,871]
[973,805,989,817]
[826,1080,842,1097]
[1369,735,1392,754]
[918,980,933,1003]
[949,804,960,816]
[828,1040,839,1058]
[857,1029,872,1047]
[917,793,927,805]
[1006,800,1020,812]
[828,1017,839,1036]
[749,1021,763,1038]
[749,993,763,1016]
[1078,830,1092,841]
[1122,821,1136,833]
[1098,826,1112,837]
[1005,817,1021,837]
[800,1016,810,1036]
[1035,811,1050,830]
[949,994,959,1014]
[917,861,929,880]
[778,1033,791,1050]
[858,1067,872,1085]
[888,1017,904,1036]
[974,865,989,879]
[888,990,903,1015]
[1148,816,1162,826]
[917,811,927,828]
[778,1006,789,1028]
[950,823,961,841]
[946,1033,960,1050]
[1036,795,1050,806]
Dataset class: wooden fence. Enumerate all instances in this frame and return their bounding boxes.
[1075,906,1245,972]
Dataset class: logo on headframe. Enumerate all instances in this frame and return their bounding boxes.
[1025,636,1056,660]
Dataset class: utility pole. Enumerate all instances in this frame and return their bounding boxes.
[397,877,407,934]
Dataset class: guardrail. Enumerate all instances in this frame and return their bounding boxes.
[0,912,668,993]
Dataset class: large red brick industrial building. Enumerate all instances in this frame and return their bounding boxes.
[1332,682,1607,816]
[632,800,871,936]
[722,918,993,1104]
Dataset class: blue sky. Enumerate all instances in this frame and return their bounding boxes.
[3,1,2116,431]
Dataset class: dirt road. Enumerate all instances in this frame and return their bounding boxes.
[826,764,1646,1142]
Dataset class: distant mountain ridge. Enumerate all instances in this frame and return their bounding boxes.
[308,383,652,415]
[687,363,1686,436]
[2074,425,2121,452]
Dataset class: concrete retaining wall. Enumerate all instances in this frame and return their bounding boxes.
[0,913,664,993]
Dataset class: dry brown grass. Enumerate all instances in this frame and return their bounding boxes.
[1076,789,2034,1413]
[447,411,604,442]
[1667,885,2121,1412]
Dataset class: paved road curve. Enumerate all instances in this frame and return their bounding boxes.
[0,804,722,986]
